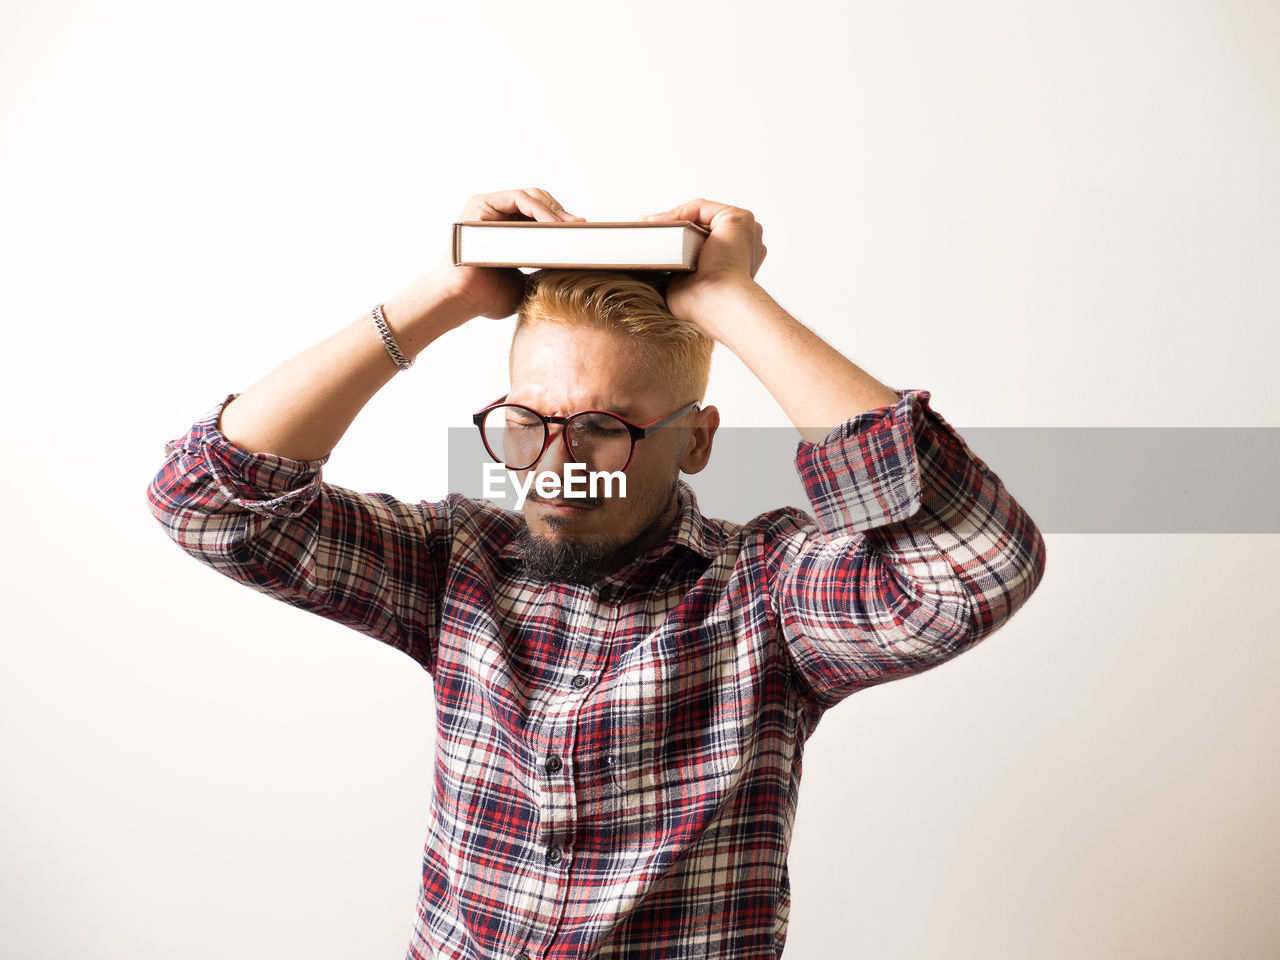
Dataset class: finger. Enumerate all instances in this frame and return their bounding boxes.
[470,189,564,223]
[641,198,738,228]
[525,187,581,222]
[504,189,564,223]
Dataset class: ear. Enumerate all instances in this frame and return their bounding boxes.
[678,405,719,475]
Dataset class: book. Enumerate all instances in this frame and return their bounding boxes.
[451,219,710,271]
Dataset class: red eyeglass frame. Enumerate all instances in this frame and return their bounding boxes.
[472,395,701,472]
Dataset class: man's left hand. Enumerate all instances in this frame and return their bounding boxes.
[640,198,767,337]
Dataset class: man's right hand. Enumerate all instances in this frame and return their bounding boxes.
[434,187,586,320]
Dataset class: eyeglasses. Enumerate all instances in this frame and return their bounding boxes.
[472,395,700,473]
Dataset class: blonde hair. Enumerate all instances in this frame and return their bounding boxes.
[511,269,713,404]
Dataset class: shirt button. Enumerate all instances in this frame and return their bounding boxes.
[597,585,613,603]
[516,954,531,960]
[545,844,562,864]
[544,755,563,774]
[571,674,589,689]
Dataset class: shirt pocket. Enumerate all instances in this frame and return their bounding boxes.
[604,619,751,816]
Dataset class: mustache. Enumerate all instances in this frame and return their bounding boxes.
[526,491,603,508]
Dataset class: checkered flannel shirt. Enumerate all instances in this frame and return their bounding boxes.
[146,387,1046,959]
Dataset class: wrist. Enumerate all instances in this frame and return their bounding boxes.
[423,259,485,317]
[382,267,477,358]
[684,277,771,341]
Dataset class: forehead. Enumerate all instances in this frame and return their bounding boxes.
[508,322,668,417]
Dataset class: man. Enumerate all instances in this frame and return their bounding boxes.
[147,187,1046,959]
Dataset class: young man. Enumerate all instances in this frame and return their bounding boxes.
[147,188,1046,960]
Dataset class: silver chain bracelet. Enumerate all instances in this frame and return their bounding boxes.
[371,303,414,371]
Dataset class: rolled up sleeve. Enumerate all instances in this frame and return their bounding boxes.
[770,388,1047,710]
[145,394,450,674]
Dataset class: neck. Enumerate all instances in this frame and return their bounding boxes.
[598,482,683,576]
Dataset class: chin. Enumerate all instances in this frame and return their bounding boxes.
[525,504,607,535]
[538,522,617,548]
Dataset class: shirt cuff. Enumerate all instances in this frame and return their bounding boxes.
[163,393,330,518]
[793,388,934,536]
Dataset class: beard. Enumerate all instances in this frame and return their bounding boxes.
[514,527,615,586]
[515,477,680,586]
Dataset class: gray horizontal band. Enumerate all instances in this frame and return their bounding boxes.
[447,427,1280,534]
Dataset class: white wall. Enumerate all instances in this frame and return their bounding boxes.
[2,1,1278,957]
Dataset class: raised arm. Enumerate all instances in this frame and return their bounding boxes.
[146,188,587,669]
[644,198,1047,709]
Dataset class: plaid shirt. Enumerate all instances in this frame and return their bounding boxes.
[146,387,1046,960]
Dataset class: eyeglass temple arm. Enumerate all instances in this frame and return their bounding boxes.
[638,401,701,438]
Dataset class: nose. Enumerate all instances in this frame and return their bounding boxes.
[530,423,578,476]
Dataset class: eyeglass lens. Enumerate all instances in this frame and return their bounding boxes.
[480,406,633,472]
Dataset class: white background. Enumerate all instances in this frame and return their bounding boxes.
[3,1,1279,957]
